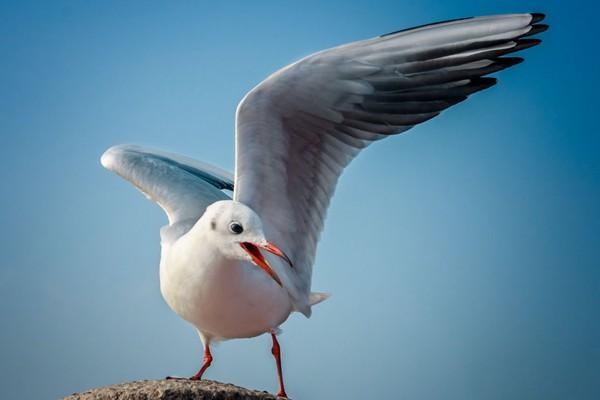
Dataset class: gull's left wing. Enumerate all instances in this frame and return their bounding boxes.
[234,13,547,315]
[101,145,233,243]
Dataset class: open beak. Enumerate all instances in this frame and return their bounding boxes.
[239,241,293,287]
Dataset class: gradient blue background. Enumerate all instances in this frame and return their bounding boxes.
[1,1,598,399]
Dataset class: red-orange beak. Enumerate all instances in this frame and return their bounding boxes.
[239,241,293,287]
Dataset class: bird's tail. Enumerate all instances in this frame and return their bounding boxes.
[309,292,331,306]
[293,292,331,318]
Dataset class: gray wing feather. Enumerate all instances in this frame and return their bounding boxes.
[101,144,233,243]
[234,13,547,314]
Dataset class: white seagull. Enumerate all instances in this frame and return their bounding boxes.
[101,13,547,398]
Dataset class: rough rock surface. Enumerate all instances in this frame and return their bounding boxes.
[63,379,278,400]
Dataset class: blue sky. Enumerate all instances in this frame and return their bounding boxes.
[1,1,598,399]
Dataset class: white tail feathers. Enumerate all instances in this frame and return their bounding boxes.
[295,292,331,318]
[309,292,331,306]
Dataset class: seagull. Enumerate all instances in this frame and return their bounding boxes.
[101,13,547,398]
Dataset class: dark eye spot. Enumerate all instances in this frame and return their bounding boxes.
[229,222,243,234]
[210,221,216,230]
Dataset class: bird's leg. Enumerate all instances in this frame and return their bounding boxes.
[270,332,288,398]
[166,335,212,381]
[189,344,213,380]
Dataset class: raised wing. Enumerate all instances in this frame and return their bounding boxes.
[234,13,547,312]
[101,144,233,243]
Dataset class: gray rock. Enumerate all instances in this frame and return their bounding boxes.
[63,379,278,400]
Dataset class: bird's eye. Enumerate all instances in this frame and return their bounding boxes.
[229,222,244,234]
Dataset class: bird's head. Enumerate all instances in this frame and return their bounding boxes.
[201,200,292,287]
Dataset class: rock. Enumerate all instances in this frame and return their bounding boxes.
[63,379,278,400]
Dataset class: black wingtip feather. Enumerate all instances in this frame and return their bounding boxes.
[498,57,525,67]
[530,13,546,24]
[382,14,547,38]
[471,77,497,90]
[522,24,549,38]
[513,38,542,52]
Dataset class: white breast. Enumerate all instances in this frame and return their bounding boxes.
[159,235,293,340]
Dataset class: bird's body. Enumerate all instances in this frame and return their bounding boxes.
[159,214,292,341]
[101,12,547,397]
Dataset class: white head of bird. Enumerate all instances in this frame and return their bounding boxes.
[197,200,291,286]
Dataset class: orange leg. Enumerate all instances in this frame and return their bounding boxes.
[271,332,288,398]
[190,344,213,380]
[167,343,213,381]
